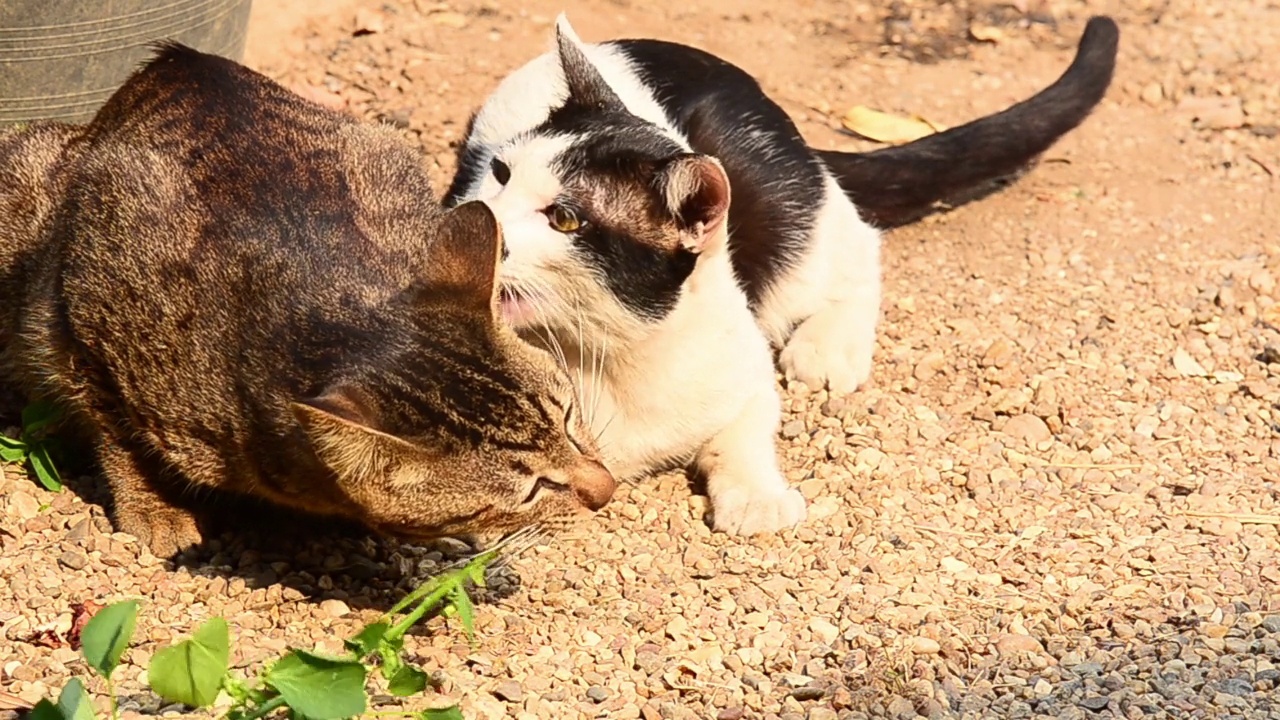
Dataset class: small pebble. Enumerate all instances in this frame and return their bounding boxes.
[586,685,608,703]
[789,686,825,702]
[57,550,88,571]
[492,681,523,703]
[1078,696,1110,711]
[318,599,350,618]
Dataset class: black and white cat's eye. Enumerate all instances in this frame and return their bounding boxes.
[490,156,511,185]
[523,475,567,504]
[546,204,583,233]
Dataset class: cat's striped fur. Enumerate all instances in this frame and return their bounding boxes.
[0,44,616,557]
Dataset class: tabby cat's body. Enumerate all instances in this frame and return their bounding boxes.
[0,44,615,557]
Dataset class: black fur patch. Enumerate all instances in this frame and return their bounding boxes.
[538,110,698,321]
[609,39,827,309]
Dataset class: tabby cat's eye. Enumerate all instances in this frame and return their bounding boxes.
[491,156,511,185]
[546,204,582,233]
[524,476,565,504]
[565,406,587,454]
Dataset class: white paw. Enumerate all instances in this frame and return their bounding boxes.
[710,483,808,535]
[779,314,875,396]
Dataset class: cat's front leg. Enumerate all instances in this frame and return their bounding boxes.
[778,295,879,396]
[98,438,203,557]
[695,384,806,535]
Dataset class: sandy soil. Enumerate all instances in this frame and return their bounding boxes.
[4,0,1280,718]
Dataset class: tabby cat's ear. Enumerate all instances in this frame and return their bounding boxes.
[292,384,413,482]
[423,200,503,314]
[660,154,731,254]
[554,14,625,112]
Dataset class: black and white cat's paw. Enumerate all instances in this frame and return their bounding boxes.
[709,482,807,535]
[779,311,875,396]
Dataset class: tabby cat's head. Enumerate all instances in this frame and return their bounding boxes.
[471,17,732,343]
[291,202,617,541]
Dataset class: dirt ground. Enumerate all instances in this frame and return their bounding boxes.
[4,0,1280,718]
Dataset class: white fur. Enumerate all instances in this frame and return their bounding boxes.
[455,16,887,535]
[757,174,883,395]
[458,16,689,203]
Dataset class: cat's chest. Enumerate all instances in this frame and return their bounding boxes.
[564,347,760,481]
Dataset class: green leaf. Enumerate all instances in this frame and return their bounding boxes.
[26,699,64,720]
[386,664,428,697]
[265,650,367,720]
[377,644,404,684]
[421,706,465,720]
[28,444,62,492]
[21,400,60,437]
[148,617,231,708]
[343,621,389,657]
[80,600,139,679]
[222,676,252,704]
[0,433,26,449]
[56,679,96,720]
[464,557,490,587]
[0,444,27,462]
[450,586,476,643]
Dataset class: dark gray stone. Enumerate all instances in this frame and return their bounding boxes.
[1078,695,1110,711]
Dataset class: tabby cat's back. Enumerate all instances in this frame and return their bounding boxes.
[4,44,615,557]
[0,121,82,377]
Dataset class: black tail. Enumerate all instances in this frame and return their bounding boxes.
[818,16,1119,229]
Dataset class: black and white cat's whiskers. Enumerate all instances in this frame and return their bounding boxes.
[522,286,615,454]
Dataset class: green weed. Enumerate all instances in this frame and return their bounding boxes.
[0,399,64,492]
[27,549,499,720]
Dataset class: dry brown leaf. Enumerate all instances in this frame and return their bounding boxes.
[841,106,945,145]
[69,599,105,650]
[969,24,1005,43]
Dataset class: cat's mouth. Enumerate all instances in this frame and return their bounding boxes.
[498,285,540,327]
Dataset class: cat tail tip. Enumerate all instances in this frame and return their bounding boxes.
[817,15,1119,229]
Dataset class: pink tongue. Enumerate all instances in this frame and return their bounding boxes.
[499,292,535,326]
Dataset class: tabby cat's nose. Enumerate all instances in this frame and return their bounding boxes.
[571,459,617,511]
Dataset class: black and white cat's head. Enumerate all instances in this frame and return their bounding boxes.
[471,16,731,340]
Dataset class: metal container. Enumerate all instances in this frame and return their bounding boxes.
[0,0,254,126]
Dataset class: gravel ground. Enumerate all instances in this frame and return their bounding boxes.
[4,0,1280,718]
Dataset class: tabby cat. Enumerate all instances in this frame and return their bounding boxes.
[0,43,616,558]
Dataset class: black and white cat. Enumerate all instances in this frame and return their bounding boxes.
[444,15,1118,535]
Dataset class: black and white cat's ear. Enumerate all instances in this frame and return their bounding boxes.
[554,14,625,112]
[423,200,504,313]
[659,154,731,254]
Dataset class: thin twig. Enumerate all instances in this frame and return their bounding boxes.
[1176,510,1280,525]
[903,522,988,538]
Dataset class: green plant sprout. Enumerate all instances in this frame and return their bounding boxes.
[0,399,64,492]
[26,548,500,720]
